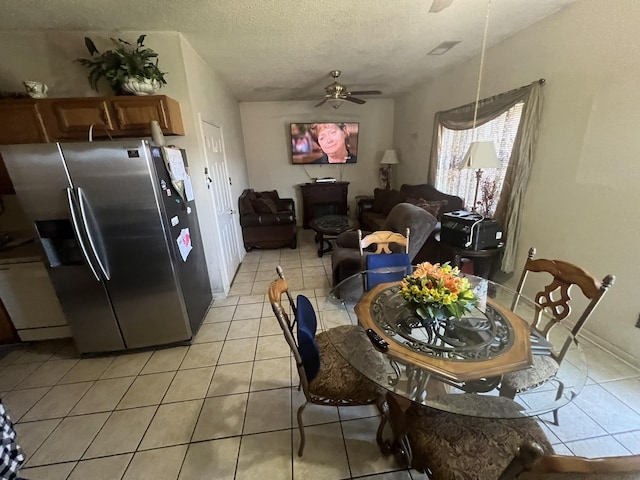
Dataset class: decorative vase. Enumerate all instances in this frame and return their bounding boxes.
[23,81,48,98]
[120,77,160,96]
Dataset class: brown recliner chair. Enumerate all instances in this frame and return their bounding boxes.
[330,203,438,286]
[239,189,297,251]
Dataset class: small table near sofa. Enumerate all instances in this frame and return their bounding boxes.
[309,215,356,257]
[439,241,504,279]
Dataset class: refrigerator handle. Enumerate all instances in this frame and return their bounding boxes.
[66,188,101,282]
[77,187,111,281]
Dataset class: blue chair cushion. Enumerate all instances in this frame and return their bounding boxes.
[296,295,321,381]
[366,253,412,289]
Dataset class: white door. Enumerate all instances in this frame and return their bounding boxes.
[200,120,241,292]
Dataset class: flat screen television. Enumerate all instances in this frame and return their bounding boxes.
[290,122,359,164]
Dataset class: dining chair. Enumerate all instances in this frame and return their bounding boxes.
[499,441,640,479]
[500,247,616,424]
[358,228,412,289]
[386,393,553,480]
[268,266,386,456]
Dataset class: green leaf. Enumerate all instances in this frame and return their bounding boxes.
[84,37,98,56]
[75,34,167,93]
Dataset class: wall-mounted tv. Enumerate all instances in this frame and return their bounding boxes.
[290,122,359,164]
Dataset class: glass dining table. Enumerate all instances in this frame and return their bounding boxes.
[321,269,589,420]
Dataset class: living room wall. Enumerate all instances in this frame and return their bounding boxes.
[239,100,394,220]
[393,0,640,366]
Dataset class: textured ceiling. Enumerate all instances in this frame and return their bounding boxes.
[0,0,576,101]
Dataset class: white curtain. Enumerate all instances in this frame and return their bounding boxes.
[428,80,545,273]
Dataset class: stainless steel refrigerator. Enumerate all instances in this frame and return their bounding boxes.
[1,140,212,353]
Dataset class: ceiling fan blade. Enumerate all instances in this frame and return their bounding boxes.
[314,98,328,107]
[345,96,366,105]
[429,0,454,13]
[348,90,382,96]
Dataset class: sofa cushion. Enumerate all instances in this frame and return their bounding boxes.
[406,197,448,219]
[373,188,407,215]
[400,184,464,213]
[251,196,278,213]
[372,188,390,213]
[361,211,386,231]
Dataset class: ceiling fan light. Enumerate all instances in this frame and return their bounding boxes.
[329,99,343,109]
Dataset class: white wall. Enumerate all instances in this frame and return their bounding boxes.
[178,35,249,294]
[239,100,395,219]
[0,30,249,296]
[393,0,640,366]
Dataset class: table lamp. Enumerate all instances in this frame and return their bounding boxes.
[459,141,499,213]
[380,150,399,190]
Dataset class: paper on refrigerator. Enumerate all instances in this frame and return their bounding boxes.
[176,228,192,262]
[162,147,189,201]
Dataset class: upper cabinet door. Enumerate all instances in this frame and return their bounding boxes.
[111,95,185,135]
[0,101,49,144]
[48,98,114,138]
[0,96,184,144]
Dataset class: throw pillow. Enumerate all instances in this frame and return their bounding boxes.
[373,188,391,213]
[406,197,448,218]
[382,189,407,216]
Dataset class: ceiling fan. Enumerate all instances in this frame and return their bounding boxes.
[314,70,382,108]
[429,0,454,13]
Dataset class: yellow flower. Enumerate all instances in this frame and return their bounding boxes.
[400,261,478,319]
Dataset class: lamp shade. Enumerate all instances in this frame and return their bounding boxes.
[380,150,399,165]
[459,141,499,170]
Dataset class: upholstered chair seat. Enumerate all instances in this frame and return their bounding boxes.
[402,395,553,480]
[309,326,386,402]
[501,354,560,395]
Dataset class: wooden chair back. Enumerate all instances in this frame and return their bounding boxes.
[358,228,411,290]
[511,247,615,362]
[268,269,312,400]
[358,228,410,256]
[500,442,640,479]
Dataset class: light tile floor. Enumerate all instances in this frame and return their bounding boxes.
[1,230,640,479]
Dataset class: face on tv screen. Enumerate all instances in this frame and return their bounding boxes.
[290,122,359,164]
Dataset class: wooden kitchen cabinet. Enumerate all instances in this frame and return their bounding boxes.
[46,98,115,139]
[0,100,50,144]
[0,95,185,191]
[42,95,184,140]
[111,96,184,134]
[0,297,19,345]
[0,154,15,194]
[0,95,184,144]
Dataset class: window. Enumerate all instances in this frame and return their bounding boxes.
[435,102,524,217]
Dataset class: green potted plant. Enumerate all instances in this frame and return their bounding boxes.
[76,35,167,95]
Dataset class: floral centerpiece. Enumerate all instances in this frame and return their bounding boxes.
[399,262,478,323]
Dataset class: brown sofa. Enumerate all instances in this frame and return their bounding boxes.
[357,184,464,263]
[239,189,297,251]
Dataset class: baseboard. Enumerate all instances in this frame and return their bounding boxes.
[580,328,640,370]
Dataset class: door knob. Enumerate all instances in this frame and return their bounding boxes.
[229,209,237,215]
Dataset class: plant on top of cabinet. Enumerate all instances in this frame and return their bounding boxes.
[76,35,167,96]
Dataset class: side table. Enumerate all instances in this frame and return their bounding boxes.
[309,215,357,257]
[439,243,504,279]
